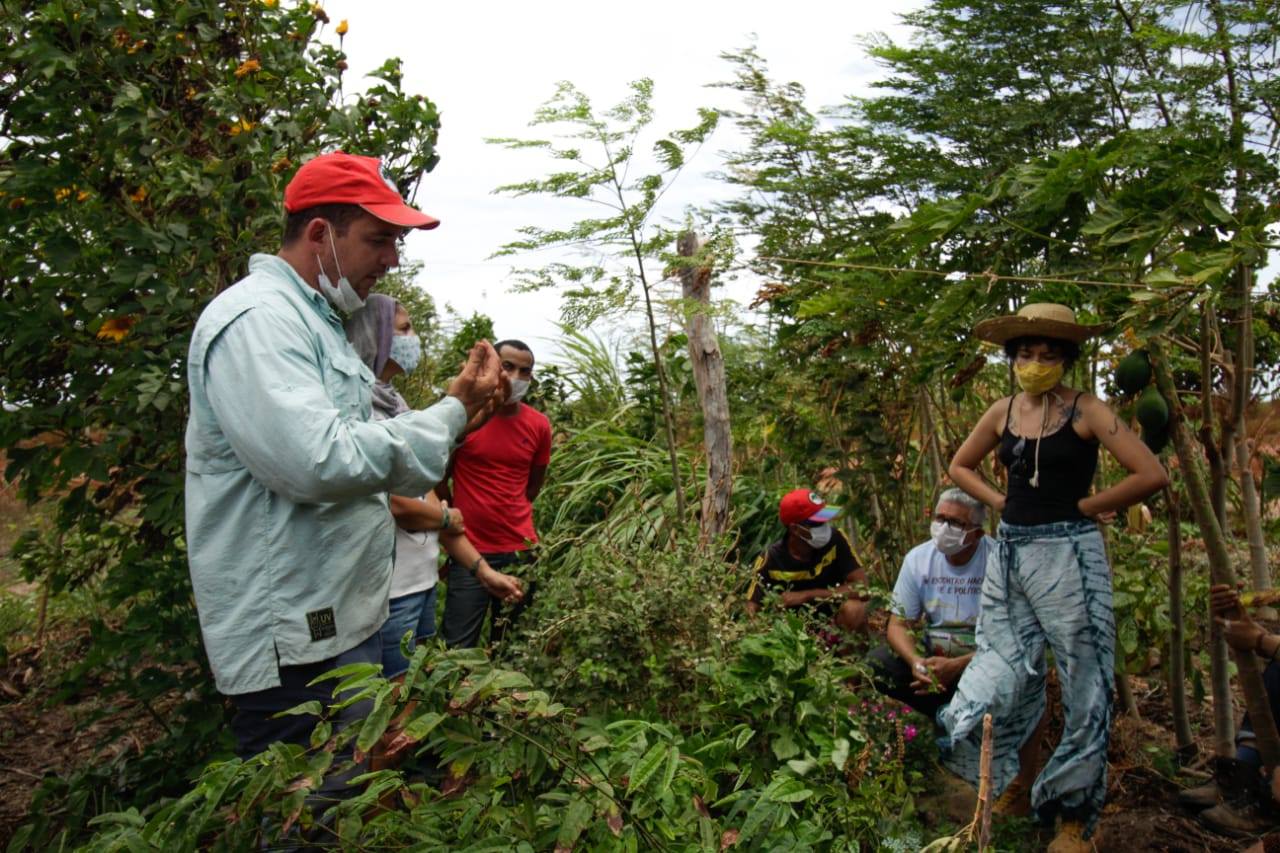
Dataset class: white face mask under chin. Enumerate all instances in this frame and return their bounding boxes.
[802,523,833,549]
[930,520,971,556]
[315,226,367,315]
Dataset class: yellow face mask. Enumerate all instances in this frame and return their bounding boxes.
[1014,361,1064,395]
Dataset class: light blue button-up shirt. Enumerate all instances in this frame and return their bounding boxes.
[185,254,465,695]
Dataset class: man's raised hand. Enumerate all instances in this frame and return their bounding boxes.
[447,341,506,422]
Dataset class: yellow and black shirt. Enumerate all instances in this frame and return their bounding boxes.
[746,529,860,605]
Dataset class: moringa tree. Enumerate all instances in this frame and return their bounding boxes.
[489,79,717,526]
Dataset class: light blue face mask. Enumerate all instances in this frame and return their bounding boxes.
[802,523,833,548]
[315,225,366,315]
[388,333,422,374]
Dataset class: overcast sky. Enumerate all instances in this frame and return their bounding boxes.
[320,1,925,361]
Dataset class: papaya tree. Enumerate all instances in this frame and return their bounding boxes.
[715,0,1280,760]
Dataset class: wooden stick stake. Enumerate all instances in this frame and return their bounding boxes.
[978,713,994,851]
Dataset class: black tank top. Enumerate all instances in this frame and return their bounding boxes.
[997,393,1100,525]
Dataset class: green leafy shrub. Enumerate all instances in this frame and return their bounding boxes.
[77,617,932,851]
[503,536,743,715]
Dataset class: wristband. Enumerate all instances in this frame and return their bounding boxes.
[468,556,484,574]
[440,508,451,531]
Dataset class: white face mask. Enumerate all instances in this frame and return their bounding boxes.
[315,226,366,315]
[388,333,421,374]
[802,523,833,548]
[930,520,972,556]
[508,377,530,404]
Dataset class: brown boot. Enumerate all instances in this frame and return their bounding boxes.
[1180,758,1257,812]
[1197,760,1280,839]
[1046,820,1092,853]
[1199,801,1279,839]
[1179,779,1222,810]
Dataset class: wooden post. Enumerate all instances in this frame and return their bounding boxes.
[1099,522,1141,720]
[677,232,733,547]
[977,713,994,852]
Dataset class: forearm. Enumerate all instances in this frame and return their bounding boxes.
[948,463,1004,510]
[886,618,922,666]
[1258,632,1280,660]
[205,327,467,504]
[440,531,483,569]
[1082,471,1169,515]
[389,496,436,531]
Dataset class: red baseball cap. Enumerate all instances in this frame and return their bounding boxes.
[284,152,440,229]
[778,489,839,526]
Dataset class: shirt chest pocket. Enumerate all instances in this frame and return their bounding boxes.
[323,354,374,420]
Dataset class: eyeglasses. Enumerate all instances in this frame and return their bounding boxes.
[932,516,975,533]
[800,520,827,528]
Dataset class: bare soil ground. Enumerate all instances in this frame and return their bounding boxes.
[0,629,171,844]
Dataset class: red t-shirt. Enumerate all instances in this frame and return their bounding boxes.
[450,403,552,553]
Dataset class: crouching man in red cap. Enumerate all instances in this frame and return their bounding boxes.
[745,489,870,635]
[185,152,506,806]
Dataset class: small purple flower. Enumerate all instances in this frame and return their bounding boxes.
[904,724,918,742]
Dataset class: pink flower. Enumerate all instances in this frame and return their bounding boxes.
[904,724,919,742]
[886,711,897,721]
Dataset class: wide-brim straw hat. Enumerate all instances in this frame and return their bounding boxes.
[972,302,1108,345]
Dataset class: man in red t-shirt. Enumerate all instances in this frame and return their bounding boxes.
[439,339,552,648]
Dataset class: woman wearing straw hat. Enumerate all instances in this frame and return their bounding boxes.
[938,303,1168,851]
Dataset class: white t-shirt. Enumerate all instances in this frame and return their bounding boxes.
[390,525,439,598]
[889,535,992,656]
[373,409,440,599]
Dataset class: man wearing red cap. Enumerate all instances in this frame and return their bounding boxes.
[745,489,869,634]
[185,152,504,795]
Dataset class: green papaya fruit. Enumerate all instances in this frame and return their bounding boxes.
[1141,423,1169,454]
[1115,350,1152,395]
[1136,385,1170,431]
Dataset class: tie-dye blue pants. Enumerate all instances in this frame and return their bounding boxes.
[937,519,1114,837]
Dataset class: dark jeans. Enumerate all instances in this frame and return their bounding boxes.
[867,643,956,722]
[1236,659,1280,764]
[442,550,535,649]
[228,630,382,802]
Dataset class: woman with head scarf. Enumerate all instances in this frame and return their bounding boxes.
[939,303,1168,852]
[345,294,448,678]
[345,295,524,680]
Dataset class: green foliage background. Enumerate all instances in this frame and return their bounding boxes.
[4,0,1280,848]
[1,0,442,829]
